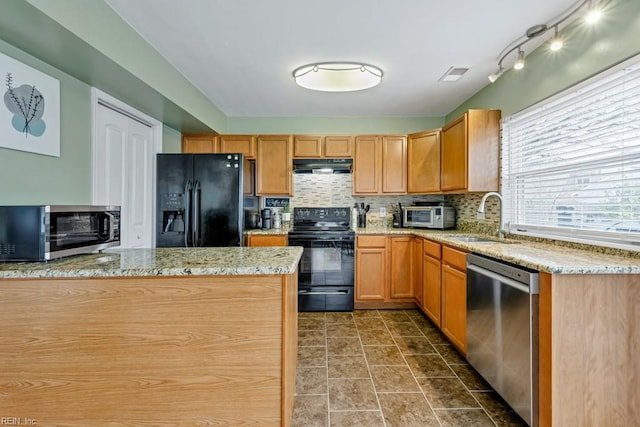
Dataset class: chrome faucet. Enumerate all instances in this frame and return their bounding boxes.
[477,192,504,239]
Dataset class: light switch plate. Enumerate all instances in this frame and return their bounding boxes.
[379,207,387,217]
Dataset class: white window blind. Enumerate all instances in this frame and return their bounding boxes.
[502,55,640,251]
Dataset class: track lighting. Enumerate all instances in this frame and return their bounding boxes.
[488,0,605,83]
[513,50,526,70]
[549,26,564,51]
[585,0,602,23]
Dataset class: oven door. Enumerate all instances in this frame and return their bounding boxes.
[288,235,354,312]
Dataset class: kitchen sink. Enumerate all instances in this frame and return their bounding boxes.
[446,235,518,244]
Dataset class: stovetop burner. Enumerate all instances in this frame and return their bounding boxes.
[289,207,352,234]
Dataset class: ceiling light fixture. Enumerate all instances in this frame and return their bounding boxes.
[585,0,602,23]
[292,62,383,92]
[488,0,605,83]
[549,26,564,51]
[513,49,526,70]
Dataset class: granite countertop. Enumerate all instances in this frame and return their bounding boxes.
[355,227,640,275]
[244,227,290,235]
[0,247,303,279]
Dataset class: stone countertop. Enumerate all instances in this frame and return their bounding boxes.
[0,247,303,279]
[244,227,290,235]
[354,227,640,275]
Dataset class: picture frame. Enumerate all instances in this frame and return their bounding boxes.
[1,51,60,157]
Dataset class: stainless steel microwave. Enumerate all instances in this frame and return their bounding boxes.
[0,205,120,261]
[403,206,456,229]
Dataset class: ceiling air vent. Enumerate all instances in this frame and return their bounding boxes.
[438,67,470,82]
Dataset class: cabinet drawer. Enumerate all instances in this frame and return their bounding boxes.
[357,235,386,248]
[442,245,467,271]
[423,239,441,259]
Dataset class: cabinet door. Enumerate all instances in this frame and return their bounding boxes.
[247,234,288,247]
[382,135,407,194]
[355,247,386,301]
[389,237,413,299]
[257,135,293,195]
[243,159,255,195]
[219,135,256,159]
[293,136,323,158]
[422,254,442,327]
[324,136,354,158]
[408,130,440,193]
[182,135,216,153]
[412,238,424,307]
[441,114,467,192]
[353,136,381,194]
[441,245,467,354]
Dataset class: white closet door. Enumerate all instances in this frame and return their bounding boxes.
[94,103,155,248]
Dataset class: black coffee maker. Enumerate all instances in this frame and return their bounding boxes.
[261,208,272,229]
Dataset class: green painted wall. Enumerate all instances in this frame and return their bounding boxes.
[162,125,182,153]
[447,0,640,121]
[0,39,92,205]
[227,116,444,134]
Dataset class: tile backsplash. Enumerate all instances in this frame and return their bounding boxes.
[263,174,503,229]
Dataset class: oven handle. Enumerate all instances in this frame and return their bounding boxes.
[298,290,351,295]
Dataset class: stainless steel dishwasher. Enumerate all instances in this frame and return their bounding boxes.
[466,253,539,427]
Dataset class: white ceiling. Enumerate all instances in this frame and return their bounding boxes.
[105,0,580,118]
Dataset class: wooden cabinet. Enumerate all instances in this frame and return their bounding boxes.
[256,135,293,195]
[382,135,407,193]
[353,136,381,194]
[441,109,501,192]
[293,135,354,158]
[218,135,256,159]
[389,236,413,300]
[408,130,440,193]
[421,239,442,327]
[182,134,217,153]
[324,136,354,157]
[353,135,406,195]
[293,135,323,158]
[245,234,288,247]
[355,235,387,302]
[412,238,424,307]
[441,245,468,354]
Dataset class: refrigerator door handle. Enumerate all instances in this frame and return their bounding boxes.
[193,180,201,247]
[184,180,192,247]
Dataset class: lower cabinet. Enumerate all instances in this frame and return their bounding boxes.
[355,235,416,306]
[245,234,288,247]
[421,239,442,327]
[440,245,468,354]
[355,235,387,301]
[412,238,424,307]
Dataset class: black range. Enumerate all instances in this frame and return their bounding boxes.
[288,207,355,312]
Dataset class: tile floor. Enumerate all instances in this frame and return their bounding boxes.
[292,309,527,427]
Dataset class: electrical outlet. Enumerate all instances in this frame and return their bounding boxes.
[379,207,387,217]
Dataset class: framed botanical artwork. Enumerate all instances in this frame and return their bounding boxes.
[1,51,60,157]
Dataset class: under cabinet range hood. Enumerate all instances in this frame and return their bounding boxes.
[292,158,352,174]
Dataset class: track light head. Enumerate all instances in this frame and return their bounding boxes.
[513,50,526,70]
[585,0,602,24]
[549,27,564,51]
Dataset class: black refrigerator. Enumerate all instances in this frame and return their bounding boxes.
[156,153,243,247]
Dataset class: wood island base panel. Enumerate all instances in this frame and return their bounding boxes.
[0,274,298,426]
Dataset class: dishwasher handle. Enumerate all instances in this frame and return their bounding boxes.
[467,263,537,294]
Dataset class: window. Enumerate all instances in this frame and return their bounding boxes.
[502,55,640,251]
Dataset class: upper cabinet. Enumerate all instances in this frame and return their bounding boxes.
[407,129,440,194]
[324,136,354,157]
[182,134,217,153]
[218,135,256,159]
[353,135,406,195]
[256,135,293,196]
[293,135,354,158]
[441,109,501,193]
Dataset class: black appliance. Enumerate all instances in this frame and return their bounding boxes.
[292,158,352,174]
[156,154,243,247]
[0,205,120,261]
[261,208,272,229]
[288,207,355,312]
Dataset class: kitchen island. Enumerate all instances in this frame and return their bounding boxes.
[0,247,302,426]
